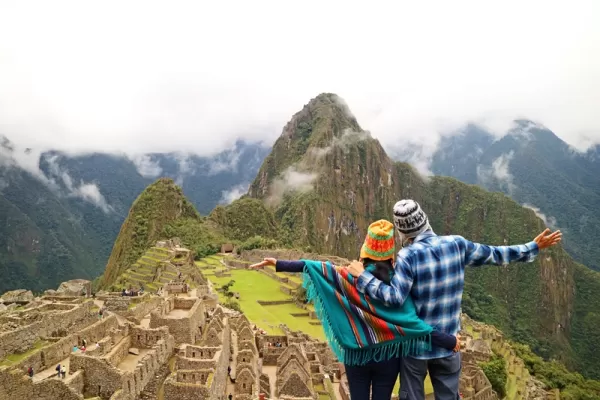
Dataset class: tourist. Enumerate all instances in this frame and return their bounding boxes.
[27,366,33,378]
[249,220,458,400]
[72,345,78,352]
[345,199,562,400]
[228,394,233,400]
[56,364,61,378]
[98,308,103,319]
[61,365,66,379]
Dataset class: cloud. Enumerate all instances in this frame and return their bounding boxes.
[208,150,241,175]
[309,128,370,159]
[219,183,249,205]
[266,166,318,207]
[45,155,113,213]
[130,155,162,178]
[523,203,558,228]
[0,0,598,169]
[476,152,516,194]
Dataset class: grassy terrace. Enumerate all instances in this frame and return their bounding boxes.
[0,340,48,367]
[201,266,325,340]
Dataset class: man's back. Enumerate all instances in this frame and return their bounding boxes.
[357,229,540,359]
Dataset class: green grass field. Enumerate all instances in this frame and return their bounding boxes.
[207,269,325,339]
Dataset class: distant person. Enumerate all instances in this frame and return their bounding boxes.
[346,199,562,400]
[249,220,458,400]
[27,366,33,378]
[228,394,233,400]
[55,364,61,378]
[98,308,103,319]
[61,365,66,379]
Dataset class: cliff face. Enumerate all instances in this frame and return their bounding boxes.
[246,93,596,376]
[101,178,200,286]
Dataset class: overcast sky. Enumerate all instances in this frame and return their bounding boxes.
[1,0,598,159]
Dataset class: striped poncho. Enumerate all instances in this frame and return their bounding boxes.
[302,259,432,366]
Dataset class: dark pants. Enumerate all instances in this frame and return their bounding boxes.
[345,357,399,400]
[399,353,461,400]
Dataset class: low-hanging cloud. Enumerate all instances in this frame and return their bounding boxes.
[130,154,163,178]
[45,155,113,213]
[266,166,318,207]
[309,128,370,159]
[523,203,558,228]
[476,152,516,194]
[0,0,598,171]
[219,182,249,205]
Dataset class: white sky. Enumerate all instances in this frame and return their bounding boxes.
[0,0,599,158]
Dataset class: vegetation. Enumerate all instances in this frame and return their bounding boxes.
[209,197,279,241]
[479,355,508,398]
[201,267,325,339]
[101,178,201,286]
[512,342,600,399]
[429,124,600,271]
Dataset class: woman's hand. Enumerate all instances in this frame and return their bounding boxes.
[346,260,365,277]
[248,258,277,269]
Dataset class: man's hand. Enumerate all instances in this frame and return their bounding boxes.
[534,228,562,250]
[454,335,461,352]
[248,258,277,269]
[346,260,365,278]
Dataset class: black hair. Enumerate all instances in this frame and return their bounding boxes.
[361,257,394,284]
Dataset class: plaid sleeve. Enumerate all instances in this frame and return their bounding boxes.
[356,249,413,306]
[462,237,539,267]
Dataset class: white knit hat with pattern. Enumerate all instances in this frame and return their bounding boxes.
[393,199,430,239]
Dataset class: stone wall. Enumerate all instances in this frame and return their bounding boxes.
[0,301,92,359]
[104,336,132,367]
[150,298,205,345]
[163,375,210,400]
[130,326,170,349]
[10,313,118,376]
[124,297,163,324]
[70,353,123,399]
[256,300,295,306]
[0,368,83,400]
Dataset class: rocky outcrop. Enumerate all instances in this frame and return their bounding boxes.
[1,289,34,303]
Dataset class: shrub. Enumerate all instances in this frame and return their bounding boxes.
[480,355,507,398]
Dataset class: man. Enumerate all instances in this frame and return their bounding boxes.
[347,199,562,400]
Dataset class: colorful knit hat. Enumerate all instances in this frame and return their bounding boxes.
[360,219,395,261]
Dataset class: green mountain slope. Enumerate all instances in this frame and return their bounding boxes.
[246,93,600,379]
[427,122,600,271]
[0,165,103,293]
[101,178,202,286]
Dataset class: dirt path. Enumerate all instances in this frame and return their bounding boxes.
[226,329,238,397]
[261,365,278,399]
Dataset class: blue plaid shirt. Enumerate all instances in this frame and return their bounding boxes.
[356,230,539,360]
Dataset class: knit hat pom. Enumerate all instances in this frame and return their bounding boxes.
[360,219,395,261]
[393,199,429,239]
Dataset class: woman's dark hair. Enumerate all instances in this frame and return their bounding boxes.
[361,257,394,283]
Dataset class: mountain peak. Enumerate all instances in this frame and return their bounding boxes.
[101,177,200,286]
[248,93,372,200]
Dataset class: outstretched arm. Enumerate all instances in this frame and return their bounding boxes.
[248,258,305,273]
[462,228,561,267]
[351,250,414,307]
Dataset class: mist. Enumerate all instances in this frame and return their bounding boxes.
[0,0,599,174]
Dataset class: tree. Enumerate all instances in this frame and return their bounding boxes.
[219,280,236,299]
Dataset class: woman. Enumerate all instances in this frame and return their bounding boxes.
[249,219,458,400]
